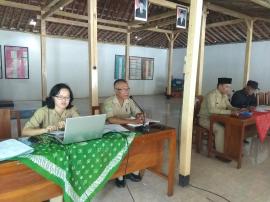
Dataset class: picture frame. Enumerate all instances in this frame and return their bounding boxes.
[114,55,126,79]
[176,5,188,29]
[129,56,154,80]
[134,0,148,22]
[4,45,29,79]
[0,45,2,79]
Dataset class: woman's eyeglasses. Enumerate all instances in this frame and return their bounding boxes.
[54,96,71,101]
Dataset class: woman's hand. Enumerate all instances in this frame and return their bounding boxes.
[45,125,58,133]
[56,121,65,130]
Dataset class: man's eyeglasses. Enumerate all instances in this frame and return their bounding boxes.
[115,88,130,92]
[54,96,71,101]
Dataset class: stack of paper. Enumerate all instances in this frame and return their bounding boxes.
[127,118,160,127]
[103,124,130,134]
[256,105,270,112]
[0,139,34,161]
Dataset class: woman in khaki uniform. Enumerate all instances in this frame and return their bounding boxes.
[22,83,79,136]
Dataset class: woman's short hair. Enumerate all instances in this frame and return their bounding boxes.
[45,83,74,109]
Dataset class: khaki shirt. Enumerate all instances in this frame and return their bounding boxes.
[24,106,79,129]
[102,96,141,119]
[199,89,233,121]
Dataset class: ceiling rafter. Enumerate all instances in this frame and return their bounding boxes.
[42,0,74,19]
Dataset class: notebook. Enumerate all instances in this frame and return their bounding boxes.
[0,139,34,161]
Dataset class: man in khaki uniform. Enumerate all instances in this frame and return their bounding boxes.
[102,79,144,188]
[102,79,144,125]
[199,78,239,154]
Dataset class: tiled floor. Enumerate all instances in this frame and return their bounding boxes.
[14,95,270,202]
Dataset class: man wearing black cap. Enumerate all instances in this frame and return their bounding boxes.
[199,78,239,157]
[231,80,259,109]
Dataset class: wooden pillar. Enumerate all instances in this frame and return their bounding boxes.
[243,20,254,86]
[179,0,203,186]
[196,5,207,95]
[88,0,99,107]
[166,33,174,97]
[40,14,47,101]
[125,29,130,80]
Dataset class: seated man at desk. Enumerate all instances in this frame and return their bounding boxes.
[199,78,239,161]
[231,80,259,109]
[102,79,144,187]
[22,83,79,136]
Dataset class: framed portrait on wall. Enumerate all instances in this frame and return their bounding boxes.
[4,46,29,79]
[114,55,126,79]
[129,56,154,80]
[0,45,2,79]
[134,0,148,22]
[176,5,188,29]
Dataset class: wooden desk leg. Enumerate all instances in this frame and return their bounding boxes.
[167,132,176,196]
[237,127,245,169]
[208,121,214,157]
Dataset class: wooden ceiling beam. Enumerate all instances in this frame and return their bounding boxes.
[148,0,179,9]
[42,0,60,12]
[129,10,175,27]
[16,10,25,29]
[37,16,128,33]
[131,18,175,32]
[147,28,173,34]
[207,3,253,20]
[230,25,247,39]
[148,0,253,21]
[249,0,270,9]
[206,19,244,28]
[42,0,74,19]
[0,0,40,11]
[255,17,270,23]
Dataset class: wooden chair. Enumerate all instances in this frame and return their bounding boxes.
[256,92,265,105]
[193,96,210,153]
[0,109,21,139]
[91,103,102,115]
[265,92,270,105]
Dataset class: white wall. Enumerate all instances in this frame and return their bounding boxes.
[173,41,270,95]
[0,30,168,100]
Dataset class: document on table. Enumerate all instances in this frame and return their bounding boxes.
[0,139,34,161]
[103,124,130,134]
[256,105,270,112]
[127,118,160,127]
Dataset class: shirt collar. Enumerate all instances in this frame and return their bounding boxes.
[113,95,130,105]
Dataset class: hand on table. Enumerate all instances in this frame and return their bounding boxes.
[45,125,58,133]
[231,110,240,117]
[136,113,145,123]
[56,121,65,130]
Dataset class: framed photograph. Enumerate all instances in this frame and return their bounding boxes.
[176,5,188,29]
[0,46,2,79]
[134,0,148,22]
[4,46,29,79]
[129,56,154,80]
[114,55,126,79]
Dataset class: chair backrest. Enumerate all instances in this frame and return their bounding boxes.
[91,103,103,115]
[194,95,203,124]
[265,92,270,105]
[256,92,265,105]
[0,109,21,139]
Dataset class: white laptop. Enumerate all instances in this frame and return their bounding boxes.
[49,114,106,144]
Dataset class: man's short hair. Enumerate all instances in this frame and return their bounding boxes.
[114,79,127,87]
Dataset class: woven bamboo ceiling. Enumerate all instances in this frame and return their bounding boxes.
[0,0,270,48]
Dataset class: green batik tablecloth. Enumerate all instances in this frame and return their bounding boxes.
[14,132,135,202]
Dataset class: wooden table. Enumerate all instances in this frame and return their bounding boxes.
[208,114,255,169]
[0,124,176,202]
